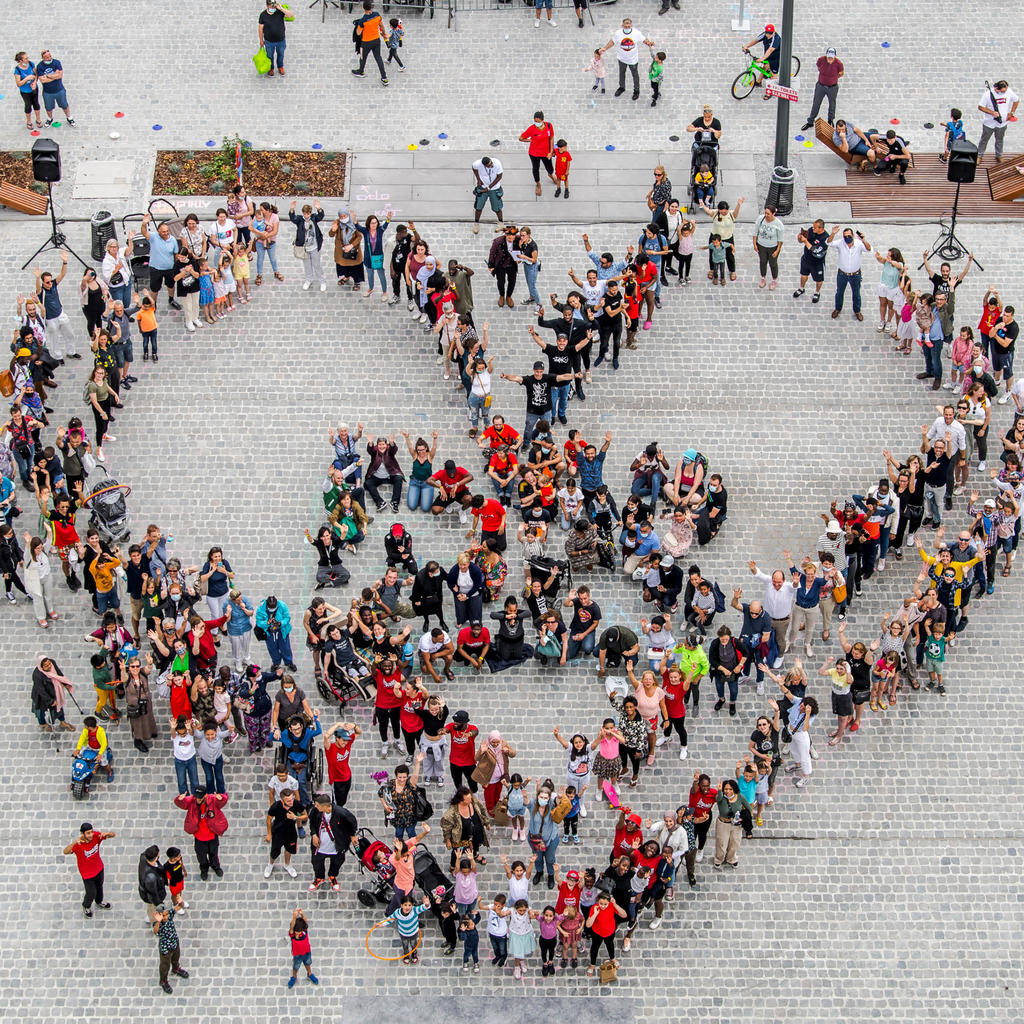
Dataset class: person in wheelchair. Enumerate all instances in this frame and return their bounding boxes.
[276,711,323,808]
[321,621,374,702]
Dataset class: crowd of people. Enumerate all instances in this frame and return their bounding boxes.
[4,74,1022,994]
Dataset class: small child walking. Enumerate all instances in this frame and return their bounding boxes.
[649,51,666,108]
[939,107,965,161]
[288,907,319,986]
[460,909,481,972]
[91,651,118,721]
[232,241,252,304]
[923,620,947,694]
[484,894,510,966]
[154,906,189,994]
[453,853,479,914]
[678,218,696,285]
[585,49,606,93]
[554,140,573,198]
[164,846,189,913]
[386,18,405,70]
[137,295,159,363]
[198,259,216,324]
[702,234,732,285]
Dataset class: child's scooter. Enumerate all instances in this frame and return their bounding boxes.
[70,747,114,800]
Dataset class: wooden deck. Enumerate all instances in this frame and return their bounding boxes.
[807,153,1024,220]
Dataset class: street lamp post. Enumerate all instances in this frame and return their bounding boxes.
[773,0,795,169]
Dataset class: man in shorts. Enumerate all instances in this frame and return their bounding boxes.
[265,788,307,879]
[471,157,504,234]
[832,120,877,170]
[429,460,474,523]
[141,214,182,311]
[793,219,832,302]
[36,48,75,127]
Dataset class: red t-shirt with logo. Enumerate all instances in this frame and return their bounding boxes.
[474,498,505,533]
[520,122,554,158]
[73,834,105,879]
[556,880,581,913]
[554,151,572,180]
[431,467,471,495]
[688,787,718,819]
[444,722,479,766]
[326,737,354,783]
[400,693,425,733]
[612,825,644,861]
[373,668,404,710]
[661,673,687,718]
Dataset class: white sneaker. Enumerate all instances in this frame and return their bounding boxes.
[285,864,297,878]
[579,803,587,818]
[655,735,668,747]
[648,917,662,929]
[96,448,106,463]
[381,741,389,757]
[320,282,327,292]
[302,281,311,291]
[534,18,539,26]
[679,747,688,760]
[264,863,274,878]
[458,509,468,525]
[419,314,429,324]
[876,321,885,331]
[695,850,704,862]
[756,680,765,696]
[998,393,1011,404]
[942,381,954,389]
[407,300,416,311]
[977,461,987,472]
[195,319,205,329]
[877,557,886,571]
[810,745,820,761]
[794,778,807,788]
[548,18,557,25]
[380,292,388,303]
[103,434,117,442]
[185,322,195,333]
[472,224,480,234]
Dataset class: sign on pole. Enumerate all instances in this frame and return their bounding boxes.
[765,81,798,102]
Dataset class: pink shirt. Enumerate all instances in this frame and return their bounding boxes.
[635,685,665,719]
[389,837,419,892]
[599,735,619,759]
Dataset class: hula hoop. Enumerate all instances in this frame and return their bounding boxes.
[365,920,422,961]
[81,483,132,506]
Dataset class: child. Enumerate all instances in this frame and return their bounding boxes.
[894,276,916,350]
[561,784,581,844]
[211,262,227,319]
[212,678,238,742]
[913,291,935,349]
[171,715,198,796]
[198,259,216,325]
[678,218,696,285]
[578,867,599,932]
[137,295,158,364]
[196,719,227,795]
[694,163,716,205]
[164,846,188,913]
[584,49,606,94]
[590,717,625,807]
[484,894,509,966]
[940,108,965,162]
[553,727,590,816]
[268,762,299,807]
[507,898,539,979]
[624,863,651,946]
[537,904,561,976]
[153,906,188,994]
[500,852,536,906]
[453,853,479,915]
[460,909,481,972]
[702,234,731,285]
[91,651,118,722]
[923,621,947,694]
[949,326,974,391]
[558,903,582,968]
[553,140,572,199]
[752,758,771,826]
[232,240,252,304]
[382,894,432,964]
[438,899,459,956]
[649,51,666,108]
[386,18,405,71]
[735,758,758,838]
[288,908,318,986]
[505,773,528,841]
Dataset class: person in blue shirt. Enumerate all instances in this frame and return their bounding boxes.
[277,711,323,807]
[582,234,635,280]
[577,432,612,504]
[784,550,825,658]
[636,225,669,303]
[939,108,965,162]
[35,49,74,127]
[742,24,782,83]
[255,595,296,672]
[13,52,42,131]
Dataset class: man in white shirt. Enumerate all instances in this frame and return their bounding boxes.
[926,405,967,511]
[471,156,504,234]
[977,80,1020,161]
[599,18,654,101]
[748,560,796,660]
[418,627,455,683]
[829,226,871,321]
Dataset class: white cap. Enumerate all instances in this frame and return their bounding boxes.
[827,519,841,533]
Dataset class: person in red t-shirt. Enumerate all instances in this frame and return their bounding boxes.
[444,709,480,790]
[324,721,360,807]
[585,891,626,973]
[468,494,507,552]
[554,866,582,913]
[478,416,521,457]
[687,770,718,859]
[429,460,475,519]
[455,622,491,672]
[64,822,115,917]
[611,808,644,861]
[519,112,556,194]
[373,658,405,756]
[634,253,658,329]
[553,140,573,199]
[658,665,689,759]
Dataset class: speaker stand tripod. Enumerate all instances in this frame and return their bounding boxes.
[21,181,89,271]
[920,180,985,270]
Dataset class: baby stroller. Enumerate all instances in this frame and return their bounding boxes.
[81,468,132,544]
[414,844,456,919]
[354,827,397,907]
[689,143,719,209]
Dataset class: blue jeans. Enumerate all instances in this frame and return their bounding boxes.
[489,934,508,960]
[650,256,663,299]
[492,478,516,503]
[395,822,417,840]
[42,87,68,113]
[96,588,120,613]
[293,763,310,806]
[174,756,198,795]
[406,479,436,512]
[834,270,862,314]
[524,409,552,442]
[108,282,132,306]
[265,629,294,668]
[925,336,944,380]
[713,670,739,703]
[255,240,279,275]
[12,441,35,486]
[552,385,569,420]
[567,632,596,660]
[631,471,665,499]
[468,392,491,429]
[878,526,891,560]
[366,265,387,291]
[533,834,559,878]
[925,487,942,526]
[264,39,286,70]
[202,756,226,794]
[523,263,541,304]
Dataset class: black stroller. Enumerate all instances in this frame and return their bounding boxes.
[81,468,132,544]
[353,826,455,919]
[688,143,720,210]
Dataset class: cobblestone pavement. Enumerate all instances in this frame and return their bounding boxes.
[2,213,1022,1023]
[2,2,1024,1021]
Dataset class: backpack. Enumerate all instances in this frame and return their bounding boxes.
[83,379,93,406]
[0,369,13,398]
[712,580,726,613]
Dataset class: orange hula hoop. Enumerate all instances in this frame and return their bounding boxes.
[365,920,422,961]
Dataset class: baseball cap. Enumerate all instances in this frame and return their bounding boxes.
[661,554,674,568]
[984,498,997,509]
[566,869,580,881]
[533,360,545,371]
[470,619,483,628]
[80,822,94,833]
[827,519,841,532]
[453,710,470,725]
[16,347,31,357]
[765,23,775,33]
[825,46,837,56]
[444,459,457,474]
[627,813,642,826]
[194,786,208,799]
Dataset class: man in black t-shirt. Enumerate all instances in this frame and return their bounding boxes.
[257,0,290,76]
[593,280,625,367]
[265,789,308,878]
[563,585,602,660]
[921,438,951,528]
[389,223,419,304]
[991,306,1019,402]
[536,303,593,403]
[528,326,588,424]
[499,363,576,442]
[922,252,973,315]
[794,219,833,301]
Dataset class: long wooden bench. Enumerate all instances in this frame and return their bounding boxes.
[988,159,1024,201]
[814,118,891,170]
[0,181,49,215]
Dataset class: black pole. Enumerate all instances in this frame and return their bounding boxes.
[773,0,795,170]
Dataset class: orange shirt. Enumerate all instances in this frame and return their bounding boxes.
[357,12,383,41]
[137,307,158,332]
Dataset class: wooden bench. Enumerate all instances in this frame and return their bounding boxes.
[814,119,891,170]
[988,159,1024,201]
[0,181,49,215]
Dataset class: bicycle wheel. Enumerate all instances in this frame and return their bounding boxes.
[731,70,756,100]
[791,55,801,77]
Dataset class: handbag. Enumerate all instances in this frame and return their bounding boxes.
[527,833,547,853]
[293,244,306,260]
[831,581,848,604]
[599,958,618,984]
[491,797,509,827]
[253,625,267,641]
[252,47,272,75]
[0,370,13,398]
[81,450,97,476]
[412,785,434,822]
[370,254,384,269]
[483,394,493,408]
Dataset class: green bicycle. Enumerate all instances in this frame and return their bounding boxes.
[731,50,801,100]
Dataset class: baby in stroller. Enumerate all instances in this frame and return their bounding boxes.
[693,162,716,205]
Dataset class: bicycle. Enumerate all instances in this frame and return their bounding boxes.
[731,51,801,101]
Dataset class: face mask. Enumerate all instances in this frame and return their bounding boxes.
[171,594,181,602]
[534,120,543,127]
[708,485,718,493]
[844,235,854,243]
[430,571,440,578]
[538,797,549,807]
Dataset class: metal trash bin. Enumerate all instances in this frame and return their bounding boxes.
[90,210,116,262]
[766,165,795,218]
